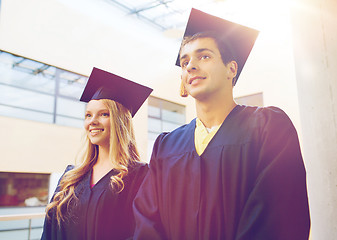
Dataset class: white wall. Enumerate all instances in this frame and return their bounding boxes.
[232,1,302,137]
[0,115,81,173]
[1,0,325,235]
[290,0,337,239]
[0,0,305,175]
[0,0,195,170]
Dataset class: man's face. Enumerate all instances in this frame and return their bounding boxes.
[180,37,236,101]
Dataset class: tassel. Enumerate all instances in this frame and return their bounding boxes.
[180,81,188,97]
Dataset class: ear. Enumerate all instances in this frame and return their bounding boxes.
[228,61,238,78]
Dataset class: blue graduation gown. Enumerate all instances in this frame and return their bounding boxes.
[41,162,148,240]
[133,105,310,240]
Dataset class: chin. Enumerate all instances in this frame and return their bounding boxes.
[89,138,101,145]
[189,91,207,100]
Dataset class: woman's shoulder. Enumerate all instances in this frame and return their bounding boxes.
[64,164,75,173]
[122,161,148,191]
[128,161,148,176]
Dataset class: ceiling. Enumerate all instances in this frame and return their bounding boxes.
[104,0,221,32]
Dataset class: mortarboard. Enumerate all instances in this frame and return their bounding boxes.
[176,8,259,83]
[80,67,153,117]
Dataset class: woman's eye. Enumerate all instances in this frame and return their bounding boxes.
[201,55,210,60]
[85,114,91,118]
[102,113,109,117]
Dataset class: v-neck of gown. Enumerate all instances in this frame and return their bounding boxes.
[89,168,117,189]
[194,105,242,156]
[90,168,117,190]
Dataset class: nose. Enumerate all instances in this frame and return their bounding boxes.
[89,114,99,125]
[186,58,198,72]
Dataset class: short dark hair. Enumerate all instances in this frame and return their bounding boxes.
[179,31,238,86]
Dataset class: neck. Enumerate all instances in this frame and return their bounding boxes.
[195,92,237,128]
[96,145,111,165]
[91,144,114,186]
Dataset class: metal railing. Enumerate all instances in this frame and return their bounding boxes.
[0,213,45,240]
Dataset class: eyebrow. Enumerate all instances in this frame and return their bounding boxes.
[180,48,216,62]
[85,108,109,113]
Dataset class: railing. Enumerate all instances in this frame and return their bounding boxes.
[0,213,45,240]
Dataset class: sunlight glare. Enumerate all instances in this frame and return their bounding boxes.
[207,0,292,39]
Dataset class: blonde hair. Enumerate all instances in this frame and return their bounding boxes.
[45,99,140,226]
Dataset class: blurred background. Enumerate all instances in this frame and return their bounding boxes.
[0,0,336,239]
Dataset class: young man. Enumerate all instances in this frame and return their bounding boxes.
[133,9,310,240]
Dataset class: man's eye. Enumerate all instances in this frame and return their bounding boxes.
[181,61,189,68]
[201,55,210,60]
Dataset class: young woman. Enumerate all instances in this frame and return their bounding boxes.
[41,68,152,240]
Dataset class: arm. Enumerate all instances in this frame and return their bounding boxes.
[236,107,310,240]
[133,134,168,240]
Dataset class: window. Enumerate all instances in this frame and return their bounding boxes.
[235,92,264,107]
[0,50,88,128]
[147,96,185,161]
[0,172,50,207]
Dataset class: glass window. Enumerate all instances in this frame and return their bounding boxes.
[148,105,160,118]
[0,105,53,123]
[0,172,50,207]
[0,84,54,111]
[58,70,87,99]
[162,109,185,123]
[162,121,181,132]
[0,50,88,128]
[56,98,86,119]
[148,117,162,134]
[147,96,185,161]
[55,116,84,128]
[235,92,264,107]
[0,53,56,94]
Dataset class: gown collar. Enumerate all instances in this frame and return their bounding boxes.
[193,105,243,155]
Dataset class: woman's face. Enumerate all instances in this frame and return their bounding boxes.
[84,100,111,148]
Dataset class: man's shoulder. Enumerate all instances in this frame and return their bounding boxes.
[236,105,291,124]
[236,105,297,140]
[220,105,295,142]
[152,120,196,157]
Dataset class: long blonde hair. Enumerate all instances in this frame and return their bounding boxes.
[45,99,140,226]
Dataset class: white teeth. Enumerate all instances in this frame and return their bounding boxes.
[91,129,102,133]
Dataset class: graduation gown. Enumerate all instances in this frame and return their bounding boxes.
[41,162,148,240]
[133,105,310,240]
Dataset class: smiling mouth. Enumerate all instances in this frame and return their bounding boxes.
[189,77,205,84]
[90,129,104,133]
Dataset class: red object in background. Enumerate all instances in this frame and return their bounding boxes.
[0,194,19,206]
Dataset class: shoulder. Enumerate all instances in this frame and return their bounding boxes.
[64,164,75,173]
[127,161,149,178]
[234,105,294,129]
[256,106,296,133]
[235,105,289,120]
[151,120,196,157]
[57,164,76,184]
[216,105,297,146]
[155,119,195,146]
[237,105,299,147]
[129,161,148,170]
[122,162,149,192]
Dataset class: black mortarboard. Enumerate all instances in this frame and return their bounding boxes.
[80,67,153,117]
[176,8,259,83]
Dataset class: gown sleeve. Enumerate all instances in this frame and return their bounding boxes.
[133,133,168,240]
[40,165,75,240]
[235,107,310,240]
